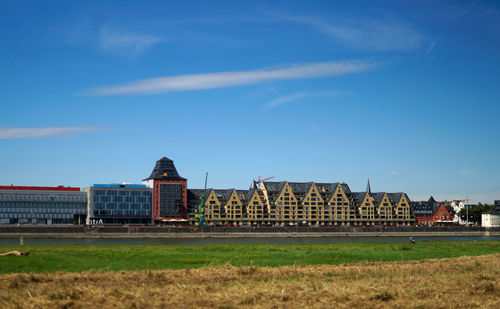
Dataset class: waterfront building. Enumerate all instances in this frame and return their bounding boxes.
[482,211,500,227]
[495,200,500,212]
[187,181,415,226]
[144,157,187,223]
[412,197,453,225]
[0,186,87,224]
[83,184,152,225]
[449,200,466,224]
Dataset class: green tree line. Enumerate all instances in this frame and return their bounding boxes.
[457,203,494,225]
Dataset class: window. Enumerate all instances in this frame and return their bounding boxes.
[159,184,182,217]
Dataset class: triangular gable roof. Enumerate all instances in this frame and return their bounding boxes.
[261,181,286,193]
[387,193,404,206]
[213,189,235,205]
[340,183,352,194]
[315,182,339,202]
[236,189,251,203]
[288,182,313,194]
[371,192,386,205]
[288,182,314,203]
[352,192,368,206]
[433,202,446,214]
[261,181,286,204]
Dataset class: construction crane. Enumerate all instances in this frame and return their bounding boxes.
[197,172,208,226]
[255,176,275,184]
[251,176,275,189]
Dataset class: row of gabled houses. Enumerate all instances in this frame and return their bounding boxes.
[185,180,414,226]
[4,156,487,226]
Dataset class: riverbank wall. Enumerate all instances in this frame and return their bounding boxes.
[1,225,499,238]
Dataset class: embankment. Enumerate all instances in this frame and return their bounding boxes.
[0,225,499,238]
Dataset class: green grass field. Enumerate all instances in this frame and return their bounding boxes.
[0,241,499,274]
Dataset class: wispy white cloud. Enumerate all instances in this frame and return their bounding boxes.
[458,169,476,176]
[425,41,437,55]
[281,15,424,52]
[389,171,397,176]
[265,90,344,110]
[84,60,376,96]
[0,127,99,139]
[99,28,164,58]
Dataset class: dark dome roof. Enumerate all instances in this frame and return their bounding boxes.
[143,157,186,181]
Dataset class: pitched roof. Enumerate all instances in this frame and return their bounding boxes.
[236,189,252,203]
[261,181,286,192]
[387,193,404,206]
[261,182,286,204]
[412,196,441,215]
[315,182,340,202]
[288,182,314,203]
[371,192,386,205]
[213,189,233,205]
[143,157,186,181]
[186,189,205,213]
[262,181,353,204]
[352,192,368,206]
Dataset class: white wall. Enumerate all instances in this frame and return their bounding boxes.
[482,213,500,227]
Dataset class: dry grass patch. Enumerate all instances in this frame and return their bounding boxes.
[1,254,499,308]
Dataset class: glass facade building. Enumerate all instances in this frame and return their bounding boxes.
[84,184,152,225]
[0,186,87,225]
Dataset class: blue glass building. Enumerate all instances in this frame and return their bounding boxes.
[84,184,152,225]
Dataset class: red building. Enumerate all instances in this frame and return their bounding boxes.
[413,197,453,225]
[431,203,452,223]
[0,185,80,191]
[143,157,187,223]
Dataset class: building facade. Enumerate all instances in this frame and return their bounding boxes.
[84,184,152,225]
[482,211,500,227]
[412,197,453,225]
[144,157,187,223]
[0,186,87,224]
[187,181,415,226]
[449,200,465,224]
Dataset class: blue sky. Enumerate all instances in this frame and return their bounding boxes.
[1,0,499,203]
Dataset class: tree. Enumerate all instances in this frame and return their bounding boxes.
[458,203,494,225]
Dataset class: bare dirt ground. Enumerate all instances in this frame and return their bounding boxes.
[1,254,499,308]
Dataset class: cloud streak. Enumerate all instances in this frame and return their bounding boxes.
[458,169,476,176]
[281,15,424,52]
[84,60,376,96]
[265,90,344,110]
[425,41,436,55]
[99,28,164,58]
[0,127,99,139]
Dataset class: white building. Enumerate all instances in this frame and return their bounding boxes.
[482,212,500,227]
[450,200,466,225]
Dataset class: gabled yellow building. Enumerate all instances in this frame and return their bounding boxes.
[372,192,393,223]
[188,180,415,226]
